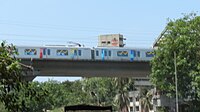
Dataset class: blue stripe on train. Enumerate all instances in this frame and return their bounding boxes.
[130,50,134,62]
[101,49,104,61]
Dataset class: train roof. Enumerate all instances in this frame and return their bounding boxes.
[16,46,91,49]
[94,47,153,50]
[15,46,153,50]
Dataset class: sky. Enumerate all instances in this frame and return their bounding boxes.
[0,0,199,82]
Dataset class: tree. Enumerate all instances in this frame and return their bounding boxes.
[150,13,200,110]
[0,101,8,112]
[13,81,48,112]
[113,77,133,112]
[0,41,47,111]
[139,88,153,112]
[62,80,91,106]
[82,77,116,106]
[0,41,24,111]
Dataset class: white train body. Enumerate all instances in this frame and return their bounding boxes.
[15,46,154,61]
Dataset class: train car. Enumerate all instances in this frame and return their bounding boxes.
[93,47,154,62]
[16,46,92,60]
[93,47,139,61]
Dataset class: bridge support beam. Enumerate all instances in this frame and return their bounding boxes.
[21,59,151,78]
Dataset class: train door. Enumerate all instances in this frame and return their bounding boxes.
[70,48,78,60]
[40,48,43,59]
[130,50,135,62]
[101,49,111,61]
[91,50,95,60]
[42,48,51,59]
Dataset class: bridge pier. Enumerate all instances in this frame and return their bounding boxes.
[22,76,36,81]
[21,68,40,81]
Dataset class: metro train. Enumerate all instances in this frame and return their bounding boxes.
[15,46,154,62]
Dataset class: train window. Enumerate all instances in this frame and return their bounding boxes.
[108,50,111,56]
[119,37,123,41]
[101,41,106,44]
[56,50,68,56]
[137,51,140,57]
[105,51,107,56]
[47,49,50,55]
[117,51,128,57]
[134,51,136,57]
[96,50,99,56]
[146,51,154,57]
[24,49,37,55]
[43,49,46,55]
[78,50,81,56]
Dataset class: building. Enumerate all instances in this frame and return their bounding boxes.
[128,78,154,112]
[98,34,125,47]
[129,91,140,112]
[127,77,175,112]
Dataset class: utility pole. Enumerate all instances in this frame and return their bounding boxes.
[174,51,178,112]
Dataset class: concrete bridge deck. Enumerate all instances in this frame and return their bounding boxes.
[21,59,151,81]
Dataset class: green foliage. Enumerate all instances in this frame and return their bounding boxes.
[156,106,169,112]
[0,43,135,111]
[113,77,133,112]
[0,41,24,111]
[41,80,66,109]
[0,77,135,112]
[139,88,153,112]
[0,102,8,112]
[0,41,49,112]
[0,41,135,111]
[0,41,21,83]
[61,80,90,106]
[82,77,116,106]
[150,13,200,109]
[15,82,49,112]
[51,107,64,112]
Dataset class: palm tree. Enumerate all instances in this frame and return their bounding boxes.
[139,88,153,112]
[113,77,132,112]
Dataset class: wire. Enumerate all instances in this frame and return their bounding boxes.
[0,20,161,34]
[0,33,155,41]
